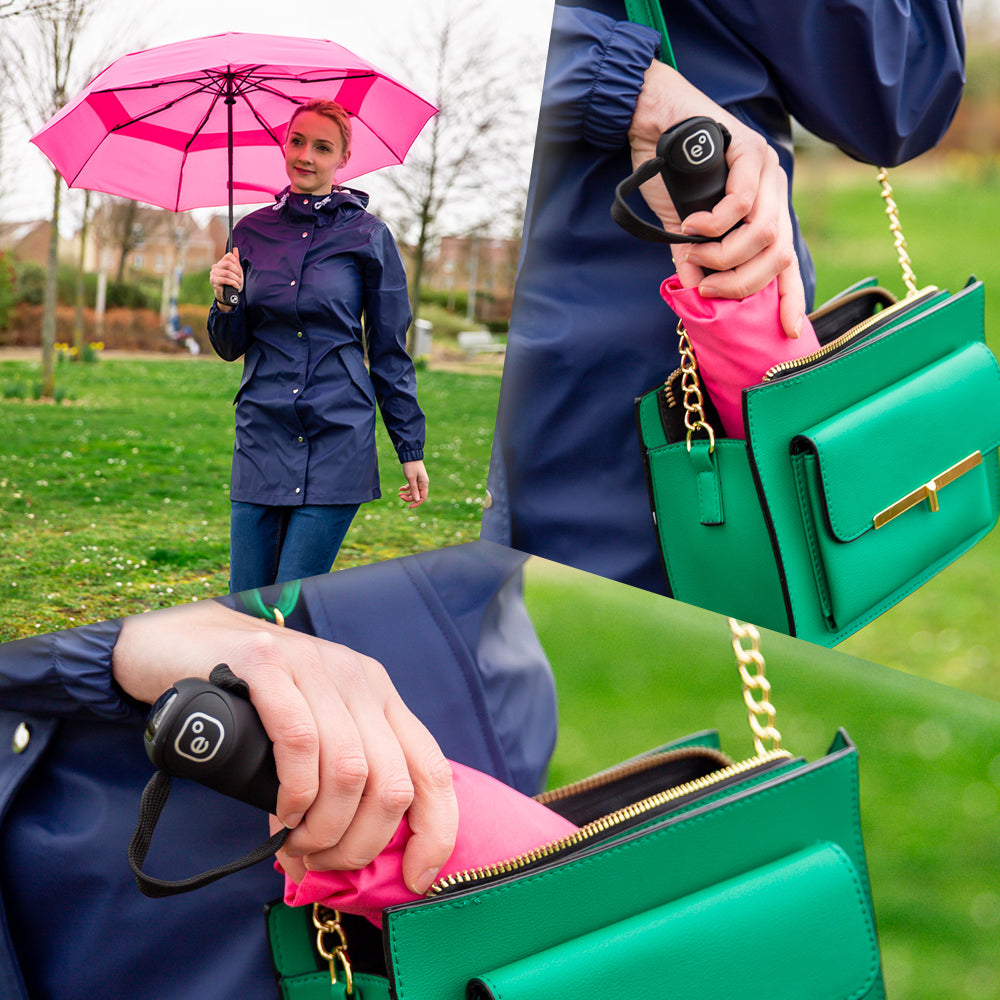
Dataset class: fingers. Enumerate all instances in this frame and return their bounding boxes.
[777,261,807,340]
[110,590,459,893]
[395,722,459,894]
[243,637,456,885]
[398,462,429,509]
[209,248,244,299]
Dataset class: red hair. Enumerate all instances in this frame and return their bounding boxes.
[287,99,352,162]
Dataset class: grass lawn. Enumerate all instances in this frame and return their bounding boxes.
[0,356,499,641]
[523,558,1000,1000]
[790,157,1000,700]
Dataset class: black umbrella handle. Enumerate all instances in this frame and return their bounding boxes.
[220,285,241,307]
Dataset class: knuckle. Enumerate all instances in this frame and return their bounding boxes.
[374,772,415,817]
[332,747,370,793]
[278,717,320,758]
[422,753,455,794]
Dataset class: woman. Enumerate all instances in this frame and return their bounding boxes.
[209,99,429,592]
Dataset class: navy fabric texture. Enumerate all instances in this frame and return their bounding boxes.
[208,186,424,507]
[0,541,555,1000]
[481,0,965,595]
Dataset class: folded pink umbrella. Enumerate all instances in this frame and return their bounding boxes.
[279,762,579,927]
[30,32,437,244]
[660,274,821,439]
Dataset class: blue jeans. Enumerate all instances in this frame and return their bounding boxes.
[229,501,360,593]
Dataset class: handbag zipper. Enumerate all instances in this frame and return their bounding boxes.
[426,746,792,896]
[762,285,939,382]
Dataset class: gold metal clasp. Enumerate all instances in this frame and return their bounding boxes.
[873,452,982,529]
[313,905,354,994]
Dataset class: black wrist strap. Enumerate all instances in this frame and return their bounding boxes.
[611,157,717,244]
[128,769,289,898]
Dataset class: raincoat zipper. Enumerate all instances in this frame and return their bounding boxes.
[762,285,939,382]
[427,746,793,896]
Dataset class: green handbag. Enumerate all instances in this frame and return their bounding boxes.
[635,176,1000,646]
[266,621,885,1000]
[623,0,1000,645]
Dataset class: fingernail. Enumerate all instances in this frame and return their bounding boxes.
[411,867,441,895]
[791,316,803,339]
[284,812,303,830]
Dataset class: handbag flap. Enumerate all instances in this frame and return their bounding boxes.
[792,342,1000,542]
[467,842,880,1000]
[384,737,882,1000]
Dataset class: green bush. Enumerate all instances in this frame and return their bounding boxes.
[179,268,216,307]
[0,252,15,329]
[14,261,46,305]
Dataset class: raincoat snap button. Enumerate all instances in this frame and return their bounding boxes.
[295,487,301,494]
[302,232,308,238]
[297,331,303,338]
[290,280,296,286]
[483,489,494,510]
[12,722,30,753]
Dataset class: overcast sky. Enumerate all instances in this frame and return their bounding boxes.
[1,0,556,225]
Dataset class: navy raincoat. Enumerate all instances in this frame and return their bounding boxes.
[208,185,424,506]
[0,542,557,1000]
[482,0,965,594]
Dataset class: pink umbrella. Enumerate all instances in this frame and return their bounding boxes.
[30,32,436,238]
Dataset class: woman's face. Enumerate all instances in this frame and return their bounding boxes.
[283,110,349,196]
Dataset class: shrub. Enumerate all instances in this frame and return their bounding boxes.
[0,252,15,329]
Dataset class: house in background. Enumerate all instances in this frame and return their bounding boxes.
[0,207,226,279]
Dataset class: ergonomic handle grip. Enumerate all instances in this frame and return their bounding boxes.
[611,116,732,245]
[655,116,731,221]
[220,285,240,307]
[144,675,278,814]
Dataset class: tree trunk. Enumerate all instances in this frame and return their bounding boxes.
[40,169,61,398]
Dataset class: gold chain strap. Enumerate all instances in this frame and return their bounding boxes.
[728,619,782,755]
[876,167,919,298]
[313,905,354,994]
[677,320,716,453]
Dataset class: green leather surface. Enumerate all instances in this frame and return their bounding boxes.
[744,279,993,643]
[637,397,788,631]
[469,841,879,1000]
[384,734,883,1000]
[790,340,1000,630]
[794,342,1000,542]
[280,972,390,1000]
[267,901,391,1000]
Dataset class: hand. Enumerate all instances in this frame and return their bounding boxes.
[399,460,429,509]
[628,61,806,338]
[209,248,244,312]
[111,599,458,894]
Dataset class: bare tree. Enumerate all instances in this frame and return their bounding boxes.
[2,0,95,395]
[0,0,58,20]
[369,0,543,350]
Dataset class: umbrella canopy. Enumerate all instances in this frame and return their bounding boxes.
[30,32,437,214]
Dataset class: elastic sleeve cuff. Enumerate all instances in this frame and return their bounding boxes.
[546,6,660,149]
[397,447,425,464]
[0,618,134,719]
[583,19,661,147]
